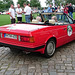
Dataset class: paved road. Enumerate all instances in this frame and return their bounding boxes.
[0,41,75,75]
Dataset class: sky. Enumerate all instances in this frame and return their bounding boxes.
[13,0,47,7]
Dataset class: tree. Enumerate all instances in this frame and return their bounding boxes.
[45,0,66,6]
[30,0,41,8]
[3,0,14,10]
[0,0,13,11]
[45,0,52,6]
[66,0,75,5]
[0,1,4,12]
[17,0,29,7]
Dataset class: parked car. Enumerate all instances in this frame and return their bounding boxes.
[6,11,10,15]
[2,12,6,15]
[0,13,75,58]
[0,12,2,14]
[2,11,9,15]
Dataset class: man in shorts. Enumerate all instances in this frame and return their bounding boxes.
[16,4,22,23]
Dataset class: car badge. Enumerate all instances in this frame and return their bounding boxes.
[67,25,72,36]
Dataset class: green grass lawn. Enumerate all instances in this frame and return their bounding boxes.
[0,13,75,26]
[0,15,26,26]
[73,12,75,19]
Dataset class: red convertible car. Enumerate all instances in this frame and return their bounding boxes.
[0,13,75,57]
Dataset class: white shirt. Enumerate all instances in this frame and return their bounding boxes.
[57,9,61,12]
[60,6,64,12]
[16,8,22,17]
[24,6,31,15]
[9,8,15,19]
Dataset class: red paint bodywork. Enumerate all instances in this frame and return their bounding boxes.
[0,23,75,54]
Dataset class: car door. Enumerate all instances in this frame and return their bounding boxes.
[56,25,68,46]
[67,15,75,41]
[56,14,74,46]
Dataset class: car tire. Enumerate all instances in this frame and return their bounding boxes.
[44,39,56,58]
[10,48,21,53]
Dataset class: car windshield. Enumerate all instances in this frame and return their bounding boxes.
[41,13,72,25]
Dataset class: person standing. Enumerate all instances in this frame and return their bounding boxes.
[28,4,32,21]
[23,3,32,23]
[56,6,61,12]
[47,4,52,13]
[9,4,16,24]
[43,8,47,13]
[47,4,52,19]
[60,4,64,20]
[66,3,69,13]
[16,4,22,23]
[64,5,68,20]
[56,6,61,20]
[60,4,64,13]
[68,3,73,18]
[64,5,68,14]
[54,5,57,12]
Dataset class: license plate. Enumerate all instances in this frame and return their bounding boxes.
[4,34,17,39]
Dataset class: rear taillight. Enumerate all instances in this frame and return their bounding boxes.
[19,36,35,43]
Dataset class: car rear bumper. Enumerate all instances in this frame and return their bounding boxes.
[0,42,45,52]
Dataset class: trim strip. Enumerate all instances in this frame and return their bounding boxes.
[0,42,45,51]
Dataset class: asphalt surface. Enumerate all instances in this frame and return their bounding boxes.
[0,41,75,75]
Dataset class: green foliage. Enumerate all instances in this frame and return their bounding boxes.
[17,0,29,7]
[0,0,14,12]
[66,0,75,5]
[45,0,52,6]
[30,0,41,8]
[3,0,14,9]
[45,0,66,6]
[0,1,4,12]
[46,0,75,6]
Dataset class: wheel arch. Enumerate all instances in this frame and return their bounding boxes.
[44,36,57,58]
[45,36,57,45]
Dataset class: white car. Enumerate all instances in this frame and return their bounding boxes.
[2,12,6,15]
[0,12,2,14]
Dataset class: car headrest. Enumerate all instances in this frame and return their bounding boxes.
[49,20,55,24]
[32,19,38,23]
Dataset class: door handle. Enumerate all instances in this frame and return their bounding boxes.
[63,28,66,30]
